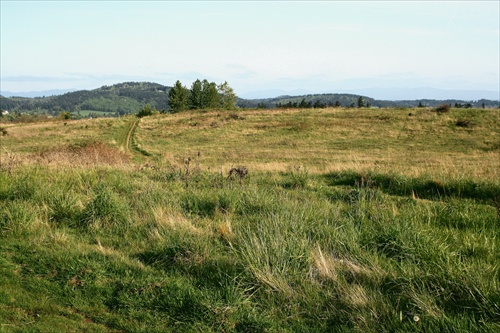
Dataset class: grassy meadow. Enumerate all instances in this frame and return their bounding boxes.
[1,107,499,332]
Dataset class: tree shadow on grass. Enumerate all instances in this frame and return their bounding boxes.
[322,171,500,204]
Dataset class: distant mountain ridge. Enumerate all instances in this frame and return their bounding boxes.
[239,93,499,109]
[241,87,500,101]
[1,82,499,117]
[4,86,498,101]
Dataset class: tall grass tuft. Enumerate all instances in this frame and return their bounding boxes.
[79,183,130,230]
[0,200,39,234]
[46,190,81,226]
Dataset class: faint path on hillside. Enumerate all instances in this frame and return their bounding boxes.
[121,117,151,158]
[118,117,138,154]
[126,119,139,154]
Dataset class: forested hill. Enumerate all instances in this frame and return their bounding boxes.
[239,94,499,109]
[0,82,170,117]
[1,81,498,118]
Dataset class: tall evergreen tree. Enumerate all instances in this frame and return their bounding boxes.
[189,79,203,109]
[168,80,189,113]
[357,96,365,108]
[201,80,219,109]
[299,98,307,108]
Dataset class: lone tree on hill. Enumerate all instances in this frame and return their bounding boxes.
[168,80,189,113]
[357,96,365,108]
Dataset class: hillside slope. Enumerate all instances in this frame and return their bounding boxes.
[0,82,170,116]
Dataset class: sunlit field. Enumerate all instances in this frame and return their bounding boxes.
[1,107,499,332]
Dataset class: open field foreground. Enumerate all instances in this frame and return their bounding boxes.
[1,108,499,332]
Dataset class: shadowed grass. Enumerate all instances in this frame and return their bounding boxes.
[324,170,500,204]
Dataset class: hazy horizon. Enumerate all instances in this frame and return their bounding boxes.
[1,1,499,99]
[1,84,499,102]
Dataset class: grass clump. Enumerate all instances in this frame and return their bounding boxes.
[79,183,130,231]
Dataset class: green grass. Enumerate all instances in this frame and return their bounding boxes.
[75,110,117,117]
[1,108,499,332]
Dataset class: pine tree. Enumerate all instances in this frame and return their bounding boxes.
[189,79,203,109]
[168,80,189,113]
[357,96,365,108]
[201,80,219,109]
[299,98,307,108]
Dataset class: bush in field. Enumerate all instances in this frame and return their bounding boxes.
[433,104,450,113]
[455,119,473,128]
[59,111,71,120]
[136,104,153,118]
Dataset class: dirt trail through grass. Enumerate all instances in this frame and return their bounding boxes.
[121,117,151,157]
[118,117,139,154]
[125,119,138,153]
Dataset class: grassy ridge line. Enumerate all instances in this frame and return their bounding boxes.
[137,108,500,181]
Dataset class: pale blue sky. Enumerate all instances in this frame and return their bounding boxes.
[1,1,499,98]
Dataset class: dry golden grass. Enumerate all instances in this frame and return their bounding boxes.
[214,217,234,241]
[311,245,385,285]
[2,108,498,183]
[138,108,499,182]
[1,117,132,169]
[151,206,204,235]
[28,141,130,167]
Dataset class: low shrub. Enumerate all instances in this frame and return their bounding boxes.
[433,104,450,113]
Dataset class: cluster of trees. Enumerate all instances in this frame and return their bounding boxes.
[454,102,474,108]
[168,79,237,113]
[276,99,338,109]
[275,96,370,109]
